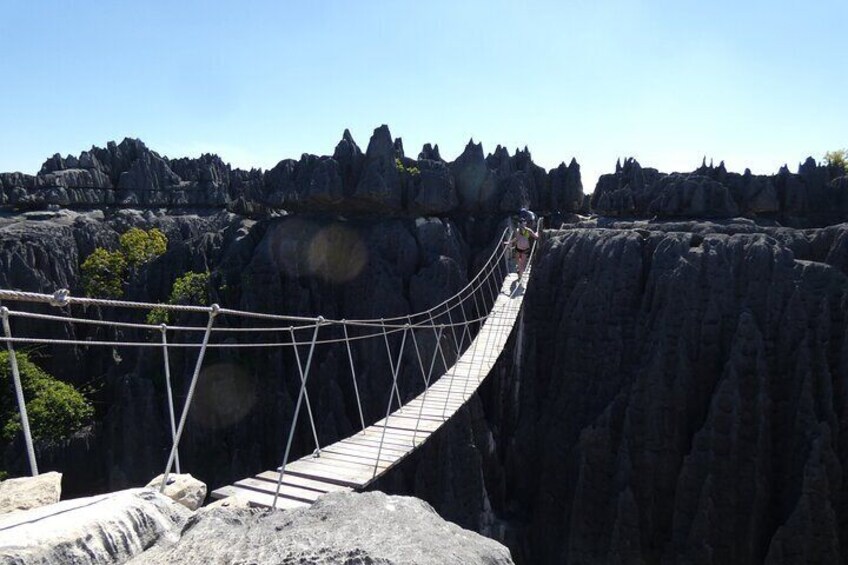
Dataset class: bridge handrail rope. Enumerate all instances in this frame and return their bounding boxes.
[0,228,510,341]
[0,226,510,331]
[0,219,541,499]
[0,233,511,349]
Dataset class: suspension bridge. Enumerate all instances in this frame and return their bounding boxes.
[0,222,541,510]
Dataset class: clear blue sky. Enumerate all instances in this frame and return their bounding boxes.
[1,0,846,192]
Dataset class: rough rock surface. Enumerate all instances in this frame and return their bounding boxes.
[509,221,848,563]
[0,488,190,564]
[0,471,62,515]
[0,128,583,216]
[375,219,848,564]
[130,491,514,564]
[145,473,207,511]
[591,157,848,227]
[0,208,494,502]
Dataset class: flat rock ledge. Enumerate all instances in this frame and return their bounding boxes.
[0,488,190,564]
[132,491,515,565]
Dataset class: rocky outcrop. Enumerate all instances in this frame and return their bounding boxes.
[0,472,62,515]
[145,474,207,511]
[369,219,848,564]
[1,128,584,216]
[491,220,848,563]
[131,491,515,564]
[591,156,848,227]
[0,488,190,564]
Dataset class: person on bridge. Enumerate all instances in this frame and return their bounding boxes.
[506,214,539,278]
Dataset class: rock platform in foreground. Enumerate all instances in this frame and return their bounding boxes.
[132,491,515,565]
[0,488,190,564]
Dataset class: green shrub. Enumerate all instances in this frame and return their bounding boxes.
[81,248,127,298]
[395,158,420,176]
[81,228,168,298]
[120,227,167,270]
[0,351,93,443]
[146,271,210,325]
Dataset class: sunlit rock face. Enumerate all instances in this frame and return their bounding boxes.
[131,491,515,565]
[591,157,848,227]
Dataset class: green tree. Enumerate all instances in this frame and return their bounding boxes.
[0,351,94,443]
[824,149,848,174]
[120,227,168,270]
[81,228,168,298]
[147,271,210,325]
[81,248,127,298]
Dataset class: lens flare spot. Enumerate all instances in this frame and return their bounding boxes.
[307,225,368,283]
[190,362,257,429]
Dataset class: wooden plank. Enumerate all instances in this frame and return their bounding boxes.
[337,437,409,455]
[317,450,394,470]
[233,477,329,503]
[255,471,353,493]
[343,434,418,451]
[373,415,442,433]
[288,453,381,476]
[282,459,374,488]
[356,426,428,439]
[320,443,401,464]
[210,485,310,510]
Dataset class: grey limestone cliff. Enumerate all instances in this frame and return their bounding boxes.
[591,157,848,227]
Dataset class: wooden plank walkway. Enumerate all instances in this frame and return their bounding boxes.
[211,270,529,509]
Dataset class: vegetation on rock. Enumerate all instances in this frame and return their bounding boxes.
[80,248,127,298]
[824,149,848,174]
[0,351,93,443]
[120,227,167,271]
[81,228,167,298]
[146,271,210,325]
[395,157,420,176]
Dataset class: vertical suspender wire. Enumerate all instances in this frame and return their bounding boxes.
[273,320,322,510]
[441,307,460,419]
[374,324,408,478]
[430,312,456,421]
[486,266,502,362]
[445,300,462,363]
[468,288,486,385]
[429,313,451,376]
[342,322,366,431]
[1,307,38,476]
[457,297,475,400]
[160,304,219,493]
[380,321,402,409]
[289,323,322,457]
[160,324,180,474]
[485,266,500,362]
[458,293,473,356]
[483,259,499,362]
[503,224,514,281]
[485,266,497,312]
[408,319,433,443]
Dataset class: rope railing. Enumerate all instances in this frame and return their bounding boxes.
[0,219,542,509]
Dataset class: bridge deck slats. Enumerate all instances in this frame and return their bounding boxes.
[212,485,311,510]
[212,270,528,508]
[254,471,356,493]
